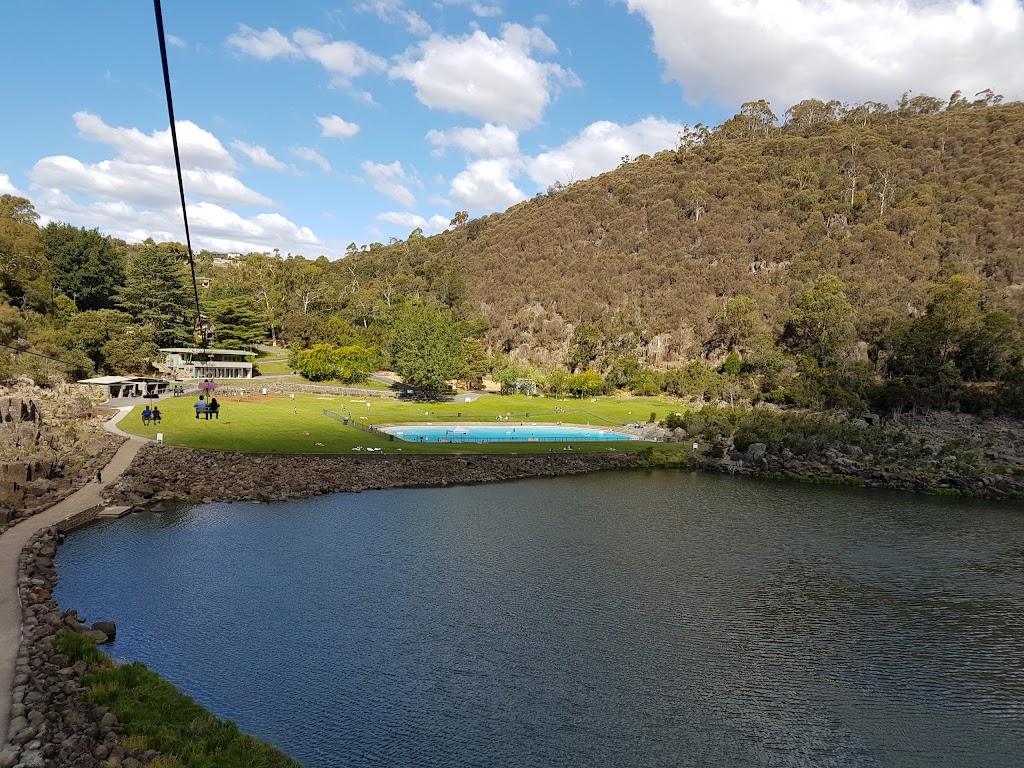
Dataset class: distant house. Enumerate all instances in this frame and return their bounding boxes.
[158,348,255,379]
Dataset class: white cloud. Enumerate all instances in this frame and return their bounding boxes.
[390,24,578,127]
[226,25,300,60]
[32,156,272,208]
[167,34,187,48]
[449,158,525,209]
[626,0,1024,107]
[526,117,686,188]
[74,111,236,170]
[231,140,287,171]
[444,116,686,212]
[426,123,519,157]
[31,188,329,257]
[356,0,432,35]
[318,115,361,139]
[362,161,418,208]
[443,0,503,17]
[0,173,23,196]
[292,29,388,86]
[291,147,331,172]
[24,112,334,257]
[227,25,386,87]
[375,211,449,232]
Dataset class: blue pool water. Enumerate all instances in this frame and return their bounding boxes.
[380,424,637,443]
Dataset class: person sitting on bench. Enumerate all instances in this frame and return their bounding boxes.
[152,406,162,424]
[208,397,220,419]
[142,406,153,425]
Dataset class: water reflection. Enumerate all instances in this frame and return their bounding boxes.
[55,471,1024,767]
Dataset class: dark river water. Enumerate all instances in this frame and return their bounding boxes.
[53,471,1024,768]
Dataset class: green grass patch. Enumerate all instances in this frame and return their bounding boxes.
[54,628,114,667]
[121,392,679,455]
[252,359,293,374]
[54,631,297,768]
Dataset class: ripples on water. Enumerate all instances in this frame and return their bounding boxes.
[53,471,1024,767]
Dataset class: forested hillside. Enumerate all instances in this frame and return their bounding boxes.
[445,94,1023,369]
[1,92,1022,416]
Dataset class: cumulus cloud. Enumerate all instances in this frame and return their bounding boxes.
[449,158,525,210]
[292,147,331,172]
[318,115,361,139]
[226,25,300,60]
[625,0,1024,107]
[24,112,334,257]
[0,173,23,196]
[525,117,686,188]
[231,140,287,171]
[228,25,386,86]
[31,188,328,257]
[74,111,236,170]
[356,0,432,35]
[426,123,519,157]
[443,0,503,17]
[167,34,188,48]
[375,211,450,232]
[390,24,579,126]
[445,116,686,211]
[32,113,270,208]
[362,160,418,208]
[292,29,388,86]
[32,156,272,208]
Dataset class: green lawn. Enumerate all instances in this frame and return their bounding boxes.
[122,392,688,455]
[252,359,293,374]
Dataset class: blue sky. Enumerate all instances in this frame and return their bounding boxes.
[2,0,1022,258]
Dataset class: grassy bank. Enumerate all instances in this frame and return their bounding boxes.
[118,391,679,454]
[55,630,298,768]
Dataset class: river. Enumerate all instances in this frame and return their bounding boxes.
[53,471,1024,767]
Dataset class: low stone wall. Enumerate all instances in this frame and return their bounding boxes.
[109,445,654,505]
[0,529,159,768]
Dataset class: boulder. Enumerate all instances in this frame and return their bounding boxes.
[91,621,116,641]
[82,629,110,645]
[744,443,767,464]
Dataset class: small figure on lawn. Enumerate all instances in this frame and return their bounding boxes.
[209,397,220,419]
[194,395,207,419]
[152,406,162,424]
[142,406,153,425]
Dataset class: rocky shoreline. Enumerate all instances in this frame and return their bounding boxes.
[107,445,655,506]
[0,528,157,768]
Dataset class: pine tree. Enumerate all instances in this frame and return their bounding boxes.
[117,243,194,347]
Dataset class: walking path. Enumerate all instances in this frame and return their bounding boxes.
[0,407,145,746]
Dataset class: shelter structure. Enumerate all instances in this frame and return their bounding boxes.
[158,347,255,379]
[77,376,170,400]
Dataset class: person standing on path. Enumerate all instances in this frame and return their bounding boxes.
[95,468,102,483]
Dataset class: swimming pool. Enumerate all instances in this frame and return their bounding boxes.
[380,424,637,443]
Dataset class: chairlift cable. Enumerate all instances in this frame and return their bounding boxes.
[0,343,80,368]
[152,0,206,351]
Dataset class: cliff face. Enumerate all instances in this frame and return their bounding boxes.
[0,385,121,526]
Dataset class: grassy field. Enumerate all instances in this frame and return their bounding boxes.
[120,391,687,454]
